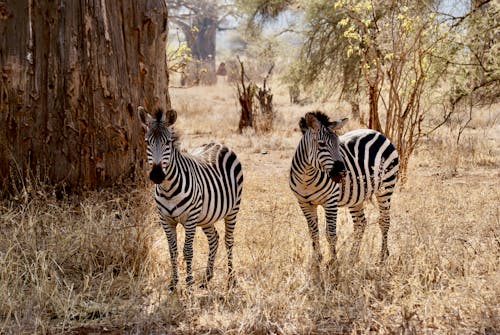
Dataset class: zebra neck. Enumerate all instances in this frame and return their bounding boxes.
[161,147,190,195]
[291,137,319,183]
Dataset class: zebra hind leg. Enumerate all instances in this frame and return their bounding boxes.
[377,196,392,261]
[161,217,179,291]
[349,204,367,262]
[224,211,238,288]
[200,225,219,288]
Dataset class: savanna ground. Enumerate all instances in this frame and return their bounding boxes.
[1,82,499,334]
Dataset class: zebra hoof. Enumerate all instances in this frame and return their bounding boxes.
[186,275,194,287]
[199,274,213,289]
[227,275,237,290]
[168,281,178,292]
[326,258,338,270]
[379,250,389,263]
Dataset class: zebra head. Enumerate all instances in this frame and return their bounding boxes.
[300,111,348,183]
[138,106,178,184]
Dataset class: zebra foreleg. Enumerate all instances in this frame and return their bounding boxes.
[299,202,322,265]
[200,225,219,288]
[183,220,197,287]
[224,212,238,288]
[349,204,367,262]
[161,217,179,291]
[324,200,339,269]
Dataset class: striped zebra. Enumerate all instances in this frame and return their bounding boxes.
[289,111,399,266]
[138,107,243,290]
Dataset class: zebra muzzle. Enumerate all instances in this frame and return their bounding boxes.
[330,172,345,183]
[149,164,166,184]
[329,160,346,183]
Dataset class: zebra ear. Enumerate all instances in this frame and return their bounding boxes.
[164,109,177,126]
[330,118,348,131]
[138,106,152,131]
[305,112,321,131]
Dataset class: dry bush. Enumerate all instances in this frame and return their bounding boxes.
[0,189,168,333]
[1,85,498,334]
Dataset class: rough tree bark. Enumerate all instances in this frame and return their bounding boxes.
[0,0,170,195]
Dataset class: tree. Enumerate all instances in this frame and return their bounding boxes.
[412,0,499,143]
[0,1,170,196]
[239,0,452,178]
[448,1,499,115]
[167,0,235,85]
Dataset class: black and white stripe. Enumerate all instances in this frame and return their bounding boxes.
[139,107,243,289]
[290,111,399,266]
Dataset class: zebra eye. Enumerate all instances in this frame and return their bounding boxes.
[318,141,326,148]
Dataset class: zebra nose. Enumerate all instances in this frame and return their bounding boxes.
[333,160,345,173]
[149,164,166,184]
[329,160,345,183]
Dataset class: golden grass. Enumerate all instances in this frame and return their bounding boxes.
[0,84,499,334]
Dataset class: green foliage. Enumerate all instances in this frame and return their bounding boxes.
[447,1,500,106]
[236,0,294,24]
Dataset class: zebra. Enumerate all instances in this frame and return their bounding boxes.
[138,106,243,290]
[289,111,399,267]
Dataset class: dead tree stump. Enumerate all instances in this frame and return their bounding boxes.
[236,57,274,133]
[236,58,256,132]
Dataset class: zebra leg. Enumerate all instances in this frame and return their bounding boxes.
[224,211,238,287]
[183,220,197,287]
[200,225,219,288]
[160,216,179,291]
[324,200,339,268]
[349,204,367,261]
[377,197,392,261]
[299,202,322,264]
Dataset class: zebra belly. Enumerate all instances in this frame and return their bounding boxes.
[337,171,377,208]
[337,130,395,207]
[199,178,237,225]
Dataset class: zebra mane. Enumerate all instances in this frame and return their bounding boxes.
[150,108,181,148]
[154,108,164,123]
[299,111,332,134]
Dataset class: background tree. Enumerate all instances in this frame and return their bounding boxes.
[167,0,235,85]
[437,0,499,140]
[0,1,170,196]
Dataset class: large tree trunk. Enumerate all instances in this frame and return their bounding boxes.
[0,0,170,196]
[191,16,216,85]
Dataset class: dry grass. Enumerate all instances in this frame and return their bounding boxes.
[1,84,499,334]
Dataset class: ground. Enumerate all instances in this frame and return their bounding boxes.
[0,83,499,334]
